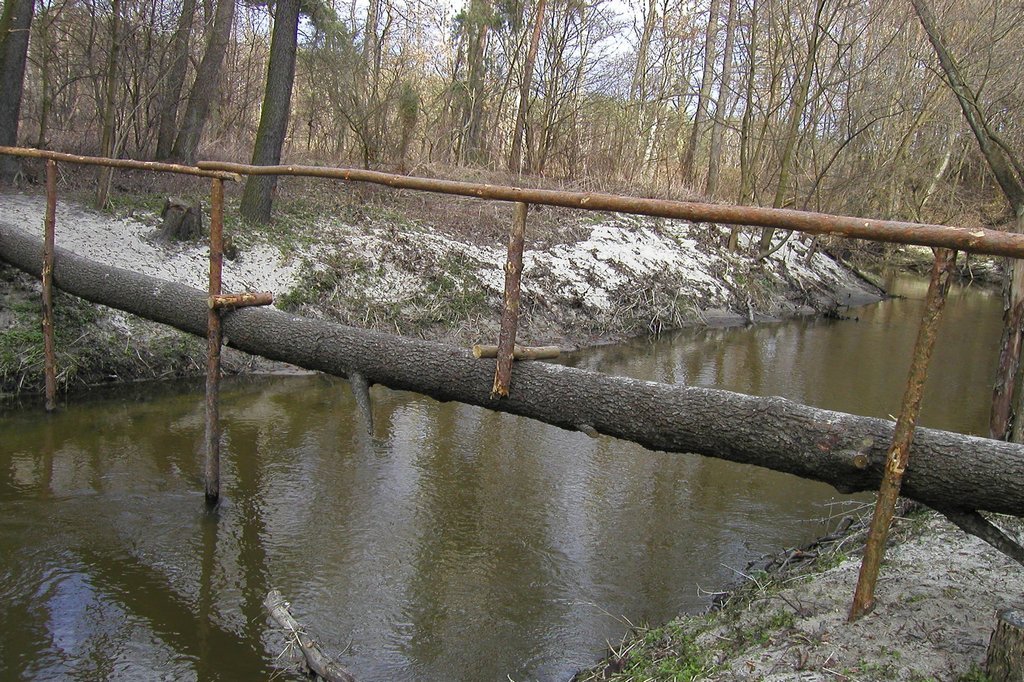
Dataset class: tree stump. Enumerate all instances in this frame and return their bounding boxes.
[157,197,205,243]
[988,609,1024,681]
[222,234,238,261]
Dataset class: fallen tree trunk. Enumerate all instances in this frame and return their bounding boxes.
[4,222,1024,517]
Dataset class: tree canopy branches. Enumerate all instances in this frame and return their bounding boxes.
[1,0,1021,226]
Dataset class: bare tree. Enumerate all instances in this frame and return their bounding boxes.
[0,0,34,182]
[758,0,829,254]
[155,0,197,161]
[706,0,737,197]
[170,0,236,163]
[681,0,721,186]
[460,0,492,164]
[910,0,1024,442]
[3,0,1023,249]
[509,0,547,173]
[95,0,123,208]
[239,0,302,223]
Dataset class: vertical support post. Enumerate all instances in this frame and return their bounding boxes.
[205,178,225,505]
[492,201,528,398]
[42,159,58,412]
[849,248,957,621]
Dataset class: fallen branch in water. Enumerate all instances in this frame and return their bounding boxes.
[264,589,357,682]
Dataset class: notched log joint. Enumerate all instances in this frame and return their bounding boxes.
[209,292,274,310]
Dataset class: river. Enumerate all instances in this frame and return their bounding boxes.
[0,273,1003,681]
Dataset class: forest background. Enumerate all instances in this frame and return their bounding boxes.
[0,0,1020,231]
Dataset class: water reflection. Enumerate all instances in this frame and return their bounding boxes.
[570,273,1002,435]
[0,275,1003,680]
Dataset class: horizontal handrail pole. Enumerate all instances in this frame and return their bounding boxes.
[197,160,1024,258]
[0,146,241,181]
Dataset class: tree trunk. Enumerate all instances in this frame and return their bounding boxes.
[264,590,358,682]
[759,0,828,254]
[706,0,737,198]
[628,0,658,181]
[733,0,758,251]
[462,0,490,165]
[681,0,721,187]
[155,0,198,161]
[239,0,301,224]
[0,0,34,182]
[170,0,236,164]
[508,0,546,174]
[4,221,1024,518]
[33,4,54,149]
[909,0,1024,443]
[95,0,123,210]
[361,0,383,166]
[987,609,1024,682]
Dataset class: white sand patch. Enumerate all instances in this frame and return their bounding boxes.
[0,192,303,294]
[1,189,877,345]
[310,213,868,321]
[525,219,730,310]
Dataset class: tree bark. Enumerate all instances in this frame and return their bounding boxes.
[733,0,759,251]
[264,590,358,682]
[706,0,736,198]
[508,0,546,174]
[95,0,123,210]
[681,0,721,187]
[738,0,758,206]
[0,0,34,182]
[759,0,829,254]
[628,0,658,182]
[155,0,198,161]
[239,0,301,224]
[4,221,1024,518]
[170,0,236,164]
[33,5,54,150]
[461,0,490,164]
[987,609,1024,682]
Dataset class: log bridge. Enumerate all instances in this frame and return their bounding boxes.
[4,146,1024,626]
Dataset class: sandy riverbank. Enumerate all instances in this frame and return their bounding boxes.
[576,506,1024,681]
[0,187,879,396]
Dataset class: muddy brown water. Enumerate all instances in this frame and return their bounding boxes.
[0,274,1003,681]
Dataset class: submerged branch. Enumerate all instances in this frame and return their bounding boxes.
[264,589,357,682]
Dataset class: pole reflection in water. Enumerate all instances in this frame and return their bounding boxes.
[0,274,1003,680]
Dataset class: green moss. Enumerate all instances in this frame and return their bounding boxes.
[105,192,171,221]
[956,664,991,682]
[1,289,106,395]
[277,244,492,335]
